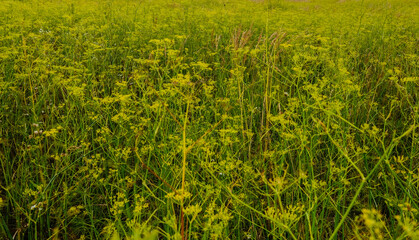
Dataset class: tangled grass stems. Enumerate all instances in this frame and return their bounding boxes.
[0,0,418,239]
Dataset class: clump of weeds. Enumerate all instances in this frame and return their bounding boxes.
[0,0,418,239]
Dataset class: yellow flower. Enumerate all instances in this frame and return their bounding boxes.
[183,204,202,216]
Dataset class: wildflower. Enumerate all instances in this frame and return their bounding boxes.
[183,204,202,216]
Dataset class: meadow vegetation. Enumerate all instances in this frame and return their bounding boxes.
[0,0,418,239]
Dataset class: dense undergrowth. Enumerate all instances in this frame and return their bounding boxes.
[0,0,418,239]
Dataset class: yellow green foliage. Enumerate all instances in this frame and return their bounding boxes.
[0,0,418,239]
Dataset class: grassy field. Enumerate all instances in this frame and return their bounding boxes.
[0,0,418,239]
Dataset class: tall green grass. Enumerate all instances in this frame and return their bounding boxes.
[0,0,418,239]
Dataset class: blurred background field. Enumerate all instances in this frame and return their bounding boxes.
[0,0,418,239]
